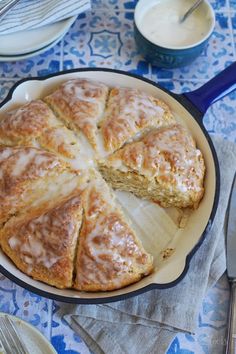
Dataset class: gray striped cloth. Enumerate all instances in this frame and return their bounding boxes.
[0,0,91,35]
[62,136,236,354]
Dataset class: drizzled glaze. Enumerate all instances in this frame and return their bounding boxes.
[0,79,206,292]
[0,100,79,159]
[75,177,152,290]
[6,194,83,287]
[45,78,109,148]
[0,146,63,196]
[107,124,205,193]
[101,87,175,152]
[0,100,50,138]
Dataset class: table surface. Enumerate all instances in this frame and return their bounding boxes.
[0,1,236,353]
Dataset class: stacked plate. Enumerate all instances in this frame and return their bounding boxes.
[0,16,76,61]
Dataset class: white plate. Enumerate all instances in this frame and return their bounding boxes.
[0,69,219,303]
[0,16,76,56]
[0,33,65,62]
[0,313,57,354]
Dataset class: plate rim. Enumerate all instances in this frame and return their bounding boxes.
[0,33,65,62]
[0,16,77,56]
[0,67,220,304]
[0,312,57,353]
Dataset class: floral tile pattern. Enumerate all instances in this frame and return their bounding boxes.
[63,11,151,77]
[0,80,16,101]
[0,42,62,79]
[230,0,236,10]
[0,0,235,353]
[0,274,52,339]
[204,91,236,142]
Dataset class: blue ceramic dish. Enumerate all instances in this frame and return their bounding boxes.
[134,0,215,68]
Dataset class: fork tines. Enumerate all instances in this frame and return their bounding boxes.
[0,315,28,354]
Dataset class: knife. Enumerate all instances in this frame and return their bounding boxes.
[226,172,236,354]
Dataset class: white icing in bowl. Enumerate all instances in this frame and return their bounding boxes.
[135,0,215,50]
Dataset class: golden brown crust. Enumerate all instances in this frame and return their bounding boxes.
[0,146,84,227]
[0,100,79,159]
[0,194,83,289]
[101,87,175,152]
[73,177,153,291]
[0,79,206,293]
[44,78,109,149]
[99,124,205,208]
[0,146,63,193]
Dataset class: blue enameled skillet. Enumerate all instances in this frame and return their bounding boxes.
[0,64,235,303]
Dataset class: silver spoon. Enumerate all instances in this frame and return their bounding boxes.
[179,0,203,23]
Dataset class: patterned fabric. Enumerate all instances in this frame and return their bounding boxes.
[0,0,235,353]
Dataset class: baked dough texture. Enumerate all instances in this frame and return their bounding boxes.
[0,78,205,292]
[74,176,153,291]
[99,124,205,209]
[0,193,84,289]
[0,100,79,159]
[0,145,87,227]
[0,173,153,290]
[44,78,109,150]
[101,87,175,152]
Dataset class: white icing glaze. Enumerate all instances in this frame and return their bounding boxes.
[11,149,38,176]
[0,147,13,162]
[139,0,211,48]
[8,236,20,249]
[8,194,82,269]
[62,79,107,104]
[108,125,204,193]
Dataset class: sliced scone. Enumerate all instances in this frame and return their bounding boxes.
[101,87,175,153]
[0,194,84,289]
[0,100,79,159]
[44,78,109,149]
[99,124,205,209]
[0,146,89,227]
[74,174,153,292]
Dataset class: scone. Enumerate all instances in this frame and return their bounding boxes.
[101,87,175,153]
[44,78,109,149]
[74,174,153,292]
[0,100,79,159]
[0,194,84,289]
[0,146,88,227]
[0,79,207,293]
[99,124,205,209]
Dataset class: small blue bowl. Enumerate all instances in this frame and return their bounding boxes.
[134,0,215,68]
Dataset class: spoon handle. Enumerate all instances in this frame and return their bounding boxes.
[180,0,203,23]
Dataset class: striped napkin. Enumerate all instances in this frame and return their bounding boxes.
[0,0,91,35]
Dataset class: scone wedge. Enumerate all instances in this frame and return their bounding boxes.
[0,193,84,289]
[0,146,89,227]
[101,87,175,153]
[99,124,205,209]
[0,100,79,160]
[1,171,153,291]
[44,78,109,149]
[74,174,153,292]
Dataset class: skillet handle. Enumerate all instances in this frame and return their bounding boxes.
[183,62,236,114]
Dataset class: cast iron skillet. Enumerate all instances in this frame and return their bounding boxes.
[0,64,235,304]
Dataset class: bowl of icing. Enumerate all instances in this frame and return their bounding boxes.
[134,0,215,68]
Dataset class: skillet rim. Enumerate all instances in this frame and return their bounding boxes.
[0,68,220,304]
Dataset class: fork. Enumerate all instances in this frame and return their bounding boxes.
[0,0,21,21]
[0,315,28,354]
